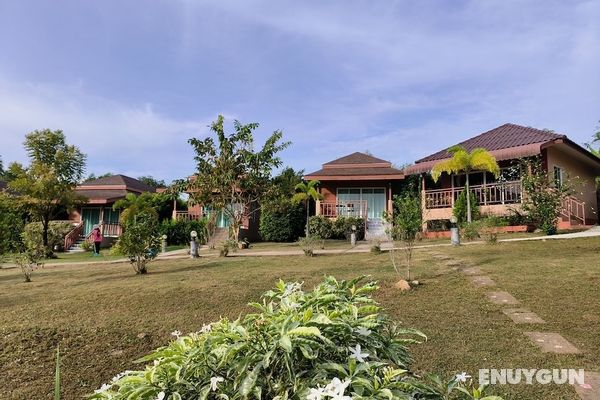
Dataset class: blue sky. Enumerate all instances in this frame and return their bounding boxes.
[1,0,599,182]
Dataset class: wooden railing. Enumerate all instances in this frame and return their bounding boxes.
[174,211,203,221]
[424,181,523,209]
[64,222,83,250]
[101,222,122,237]
[319,200,368,218]
[561,196,586,225]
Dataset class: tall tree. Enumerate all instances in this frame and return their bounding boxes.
[187,115,290,241]
[431,146,499,223]
[9,130,86,255]
[292,180,324,236]
[137,175,167,189]
[113,192,158,226]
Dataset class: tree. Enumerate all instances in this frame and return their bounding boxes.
[187,115,290,242]
[271,167,304,198]
[113,192,158,226]
[113,211,161,274]
[386,193,422,282]
[84,172,113,182]
[137,175,167,189]
[585,121,600,157]
[0,194,26,255]
[431,146,499,223]
[8,130,86,255]
[292,180,324,236]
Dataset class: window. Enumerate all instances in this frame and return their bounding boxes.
[554,166,564,188]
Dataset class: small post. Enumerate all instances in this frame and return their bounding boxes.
[190,230,198,258]
[450,216,460,246]
[161,234,168,253]
[350,224,357,246]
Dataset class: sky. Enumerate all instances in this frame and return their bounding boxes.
[0,0,599,183]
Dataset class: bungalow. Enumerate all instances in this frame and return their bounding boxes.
[304,152,404,238]
[405,123,600,230]
[65,175,155,249]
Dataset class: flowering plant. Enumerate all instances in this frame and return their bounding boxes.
[90,276,501,399]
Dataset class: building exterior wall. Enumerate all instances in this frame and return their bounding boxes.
[545,147,599,224]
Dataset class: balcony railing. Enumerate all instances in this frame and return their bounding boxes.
[319,200,368,218]
[424,181,523,209]
[174,211,203,221]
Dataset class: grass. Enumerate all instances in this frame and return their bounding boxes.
[1,237,598,399]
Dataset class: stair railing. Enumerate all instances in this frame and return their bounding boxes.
[64,222,84,251]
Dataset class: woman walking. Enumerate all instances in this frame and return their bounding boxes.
[91,225,103,256]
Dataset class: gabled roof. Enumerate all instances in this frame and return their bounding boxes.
[79,174,155,193]
[405,123,600,175]
[305,152,404,181]
[415,123,564,163]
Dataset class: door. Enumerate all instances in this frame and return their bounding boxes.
[362,188,386,220]
[82,208,101,235]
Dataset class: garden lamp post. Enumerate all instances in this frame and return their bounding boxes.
[350,224,357,246]
[450,216,460,246]
[190,230,198,258]
[161,234,168,253]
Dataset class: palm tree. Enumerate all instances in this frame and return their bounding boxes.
[431,146,500,223]
[292,180,324,236]
[113,192,158,226]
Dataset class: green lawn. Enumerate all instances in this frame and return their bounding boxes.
[0,237,598,399]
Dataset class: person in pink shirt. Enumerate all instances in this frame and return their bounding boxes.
[91,226,103,256]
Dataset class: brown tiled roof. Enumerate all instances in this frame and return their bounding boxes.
[76,189,130,203]
[80,174,155,193]
[305,152,404,180]
[415,123,564,163]
[325,152,391,165]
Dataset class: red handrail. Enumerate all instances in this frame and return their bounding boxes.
[64,222,84,250]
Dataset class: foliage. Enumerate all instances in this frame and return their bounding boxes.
[80,240,93,252]
[477,216,507,244]
[14,244,45,282]
[297,235,319,256]
[84,172,114,182]
[453,190,480,225]
[461,222,480,241]
[22,221,74,253]
[292,180,324,236]
[370,239,382,254]
[187,115,290,242]
[0,193,26,255]
[431,146,499,223]
[8,129,86,254]
[270,167,304,198]
[137,175,166,189]
[90,276,501,400]
[259,200,306,242]
[113,193,158,226]
[521,159,569,235]
[113,212,161,274]
[158,218,207,245]
[386,193,422,281]
[308,216,365,241]
[219,239,238,257]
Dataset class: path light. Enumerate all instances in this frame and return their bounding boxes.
[161,234,168,253]
[450,216,460,246]
[351,225,357,246]
[190,230,198,258]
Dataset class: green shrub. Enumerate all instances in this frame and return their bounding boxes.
[0,194,25,255]
[453,190,479,224]
[308,216,365,241]
[298,235,319,256]
[478,216,507,244]
[113,212,161,274]
[90,276,501,400]
[259,201,306,242]
[461,222,480,241]
[22,221,73,253]
[158,218,207,245]
[308,215,333,239]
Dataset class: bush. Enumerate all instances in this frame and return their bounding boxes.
[478,216,507,244]
[308,216,365,241]
[158,218,207,246]
[259,201,306,242]
[113,212,161,274]
[0,194,25,255]
[90,276,501,400]
[298,235,319,256]
[461,222,480,241]
[22,221,73,253]
[453,190,479,224]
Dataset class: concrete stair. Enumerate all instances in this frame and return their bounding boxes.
[366,219,389,240]
[68,236,87,253]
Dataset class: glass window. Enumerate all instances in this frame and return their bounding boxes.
[338,189,348,194]
[373,188,385,194]
[554,166,564,188]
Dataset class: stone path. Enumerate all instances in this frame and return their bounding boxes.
[502,308,546,324]
[455,255,591,398]
[524,332,581,354]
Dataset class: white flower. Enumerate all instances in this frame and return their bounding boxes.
[171,330,182,338]
[210,376,224,391]
[200,324,212,333]
[355,327,371,336]
[94,383,111,394]
[455,372,471,383]
[348,344,369,363]
[307,386,326,400]
[156,391,166,400]
[324,377,352,399]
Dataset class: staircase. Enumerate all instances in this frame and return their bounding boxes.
[67,235,88,253]
[365,219,389,240]
[206,227,230,248]
[559,196,586,228]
